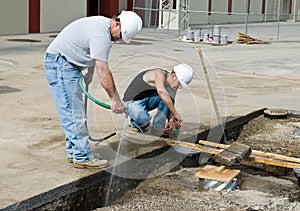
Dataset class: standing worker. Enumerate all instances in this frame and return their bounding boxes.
[44,11,142,169]
[123,64,194,137]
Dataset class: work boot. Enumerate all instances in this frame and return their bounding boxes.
[129,126,139,133]
[66,157,73,163]
[73,158,108,169]
[128,123,150,133]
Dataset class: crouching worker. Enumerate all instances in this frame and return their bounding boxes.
[123,64,194,137]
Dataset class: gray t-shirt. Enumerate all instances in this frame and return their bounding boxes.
[46,16,111,68]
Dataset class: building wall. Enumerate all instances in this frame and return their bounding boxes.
[0,0,28,35]
[0,0,129,36]
[189,0,208,25]
[40,0,86,33]
[206,0,264,24]
[119,0,128,11]
[188,0,292,26]
[0,0,298,35]
[290,0,300,21]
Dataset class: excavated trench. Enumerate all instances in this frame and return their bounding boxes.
[5,108,300,210]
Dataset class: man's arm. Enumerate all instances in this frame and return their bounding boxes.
[84,66,95,85]
[153,71,182,127]
[95,60,124,114]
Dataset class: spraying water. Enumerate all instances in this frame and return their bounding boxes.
[104,114,129,206]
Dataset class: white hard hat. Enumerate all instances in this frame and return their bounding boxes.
[118,11,142,43]
[173,63,194,88]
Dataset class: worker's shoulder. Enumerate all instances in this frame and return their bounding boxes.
[144,68,167,78]
[145,68,168,74]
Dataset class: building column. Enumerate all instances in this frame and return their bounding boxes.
[87,0,100,16]
[293,0,300,21]
[29,0,40,33]
[99,0,119,17]
[127,0,133,10]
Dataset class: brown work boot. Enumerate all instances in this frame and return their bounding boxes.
[73,158,108,169]
[66,157,73,163]
[129,123,150,133]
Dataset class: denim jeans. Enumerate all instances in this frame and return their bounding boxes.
[124,93,171,132]
[44,52,92,163]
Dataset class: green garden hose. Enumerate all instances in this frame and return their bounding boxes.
[80,76,179,133]
[79,76,111,110]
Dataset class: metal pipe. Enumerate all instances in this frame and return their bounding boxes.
[276,0,281,40]
[245,0,249,34]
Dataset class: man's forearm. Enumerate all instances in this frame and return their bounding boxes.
[158,91,178,116]
[99,71,119,100]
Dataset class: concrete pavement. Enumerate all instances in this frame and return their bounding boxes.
[1,21,300,209]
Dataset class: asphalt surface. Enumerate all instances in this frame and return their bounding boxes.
[1,21,300,209]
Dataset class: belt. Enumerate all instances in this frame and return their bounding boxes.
[58,53,84,71]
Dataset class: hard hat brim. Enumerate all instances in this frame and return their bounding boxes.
[180,81,189,88]
[121,33,131,43]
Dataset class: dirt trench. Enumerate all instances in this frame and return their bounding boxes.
[95,112,300,211]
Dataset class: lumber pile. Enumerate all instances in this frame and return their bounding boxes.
[126,130,300,169]
[164,139,300,169]
[237,32,270,44]
[198,140,300,169]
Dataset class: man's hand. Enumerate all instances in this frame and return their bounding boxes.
[174,118,182,129]
[164,119,173,131]
[173,113,183,129]
[165,114,183,131]
[84,67,95,86]
[111,96,124,114]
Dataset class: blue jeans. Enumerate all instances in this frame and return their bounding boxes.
[125,93,170,132]
[44,52,92,163]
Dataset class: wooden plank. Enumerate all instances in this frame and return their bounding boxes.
[245,156,300,169]
[199,140,300,164]
[290,122,300,129]
[167,140,300,168]
[165,140,222,155]
[125,131,300,168]
[195,165,240,183]
[214,142,252,166]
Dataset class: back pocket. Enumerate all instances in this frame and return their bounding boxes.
[44,63,58,86]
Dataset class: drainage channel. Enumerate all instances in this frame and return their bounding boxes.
[4,108,300,210]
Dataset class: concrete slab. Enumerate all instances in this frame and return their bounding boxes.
[1,22,300,209]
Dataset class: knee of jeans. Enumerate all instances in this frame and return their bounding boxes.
[157,101,168,113]
[134,111,150,127]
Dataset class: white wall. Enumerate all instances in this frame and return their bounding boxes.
[119,0,127,12]
[188,0,286,25]
[250,0,265,22]
[0,0,28,35]
[40,0,86,33]
[290,0,300,21]
[189,0,208,25]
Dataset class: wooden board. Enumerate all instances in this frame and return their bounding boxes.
[124,132,300,169]
[290,122,300,129]
[195,165,240,183]
[199,140,300,165]
[214,142,252,166]
[166,140,300,168]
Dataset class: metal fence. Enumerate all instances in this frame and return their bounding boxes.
[133,0,300,41]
